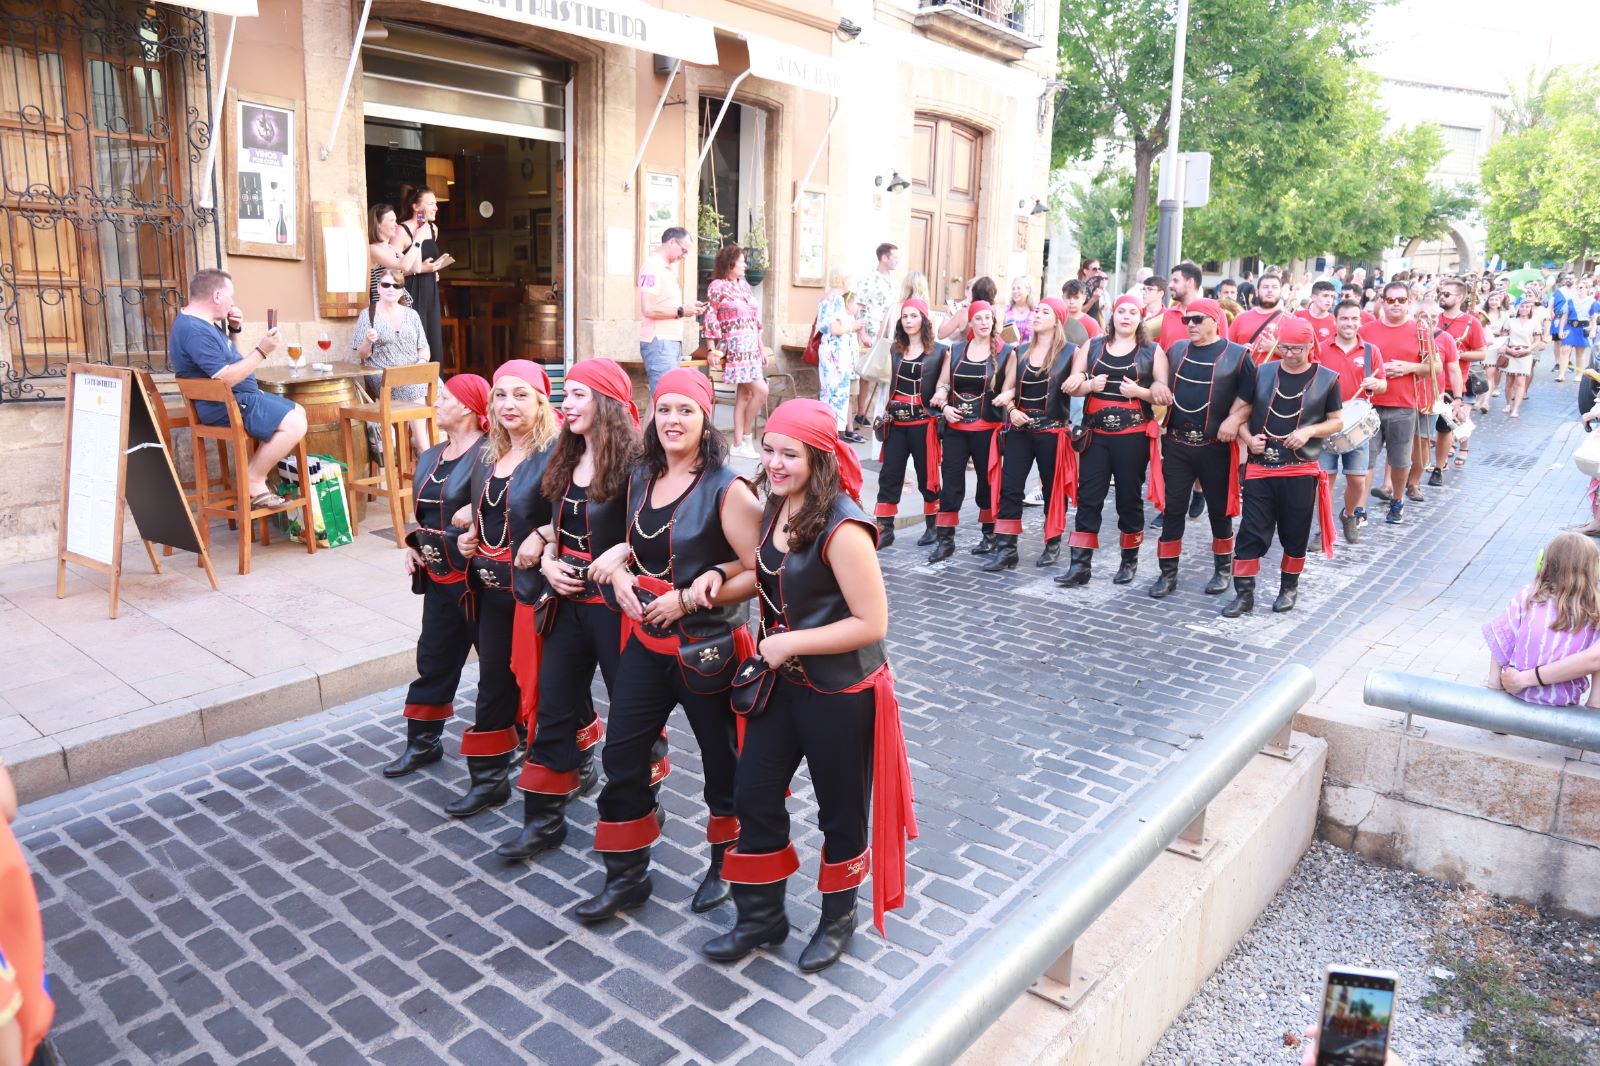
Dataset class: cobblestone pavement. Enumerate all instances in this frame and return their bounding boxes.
[18,375,1585,1065]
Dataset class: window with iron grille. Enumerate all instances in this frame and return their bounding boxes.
[0,0,216,402]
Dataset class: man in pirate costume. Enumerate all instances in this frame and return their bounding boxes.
[1148,299,1253,598]
[1223,316,1344,617]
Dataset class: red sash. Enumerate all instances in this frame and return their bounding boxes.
[882,392,941,495]
[833,663,917,936]
[1085,398,1165,511]
[1244,461,1335,560]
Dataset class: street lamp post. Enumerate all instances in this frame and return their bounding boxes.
[1153,0,1190,277]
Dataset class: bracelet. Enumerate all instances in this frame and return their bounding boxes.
[707,564,728,583]
[678,588,696,614]
[252,346,266,359]
[1534,665,1546,686]
[227,323,243,334]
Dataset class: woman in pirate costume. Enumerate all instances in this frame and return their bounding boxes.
[1057,295,1168,588]
[702,398,917,973]
[385,374,490,778]
[928,300,1013,561]
[494,358,660,859]
[451,361,559,817]
[985,296,1080,572]
[872,300,948,549]
[578,368,763,923]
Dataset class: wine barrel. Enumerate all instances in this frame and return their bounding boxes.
[519,301,563,363]
[259,373,370,521]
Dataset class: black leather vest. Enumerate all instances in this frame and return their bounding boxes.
[1244,362,1343,464]
[1043,341,1080,424]
[551,466,631,602]
[466,441,554,599]
[759,495,887,692]
[888,342,949,409]
[1086,337,1156,419]
[408,435,485,579]
[946,340,1015,424]
[1164,339,1251,442]
[625,462,750,630]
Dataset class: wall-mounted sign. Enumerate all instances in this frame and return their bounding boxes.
[224,89,305,261]
[793,185,826,287]
[745,36,845,97]
[418,0,717,64]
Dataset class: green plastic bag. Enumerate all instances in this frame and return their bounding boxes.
[273,454,353,548]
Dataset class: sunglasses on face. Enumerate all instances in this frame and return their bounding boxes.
[378,281,403,289]
[1182,315,1209,325]
[1382,296,1408,304]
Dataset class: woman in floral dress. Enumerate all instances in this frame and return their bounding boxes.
[816,266,864,442]
[704,244,766,458]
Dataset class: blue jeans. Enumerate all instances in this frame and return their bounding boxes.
[639,339,682,396]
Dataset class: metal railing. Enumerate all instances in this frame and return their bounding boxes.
[841,664,1316,1066]
[1364,670,1600,753]
[917,0,1045,42]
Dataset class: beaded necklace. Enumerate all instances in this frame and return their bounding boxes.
[629,471,699,579]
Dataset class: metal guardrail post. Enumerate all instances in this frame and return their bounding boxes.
[841,665,1316,1066]
[1364,670,1600,753]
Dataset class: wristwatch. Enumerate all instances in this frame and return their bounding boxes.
[676,305,685,319]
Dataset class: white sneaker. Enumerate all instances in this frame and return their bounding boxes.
[733,441,759,459]
[1025,488,1044,507]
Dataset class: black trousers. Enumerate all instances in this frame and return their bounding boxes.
[734,677,874,864]
[473,591,520,734]
[937,427,996,522]
[1236,475,1318,564]
[1075,432,1147,539]
[875,419,938,516]
[996,426,1059,528]
[529,600,612,774]
[406,578,475,707]
[596,640,738,824]
[1159,440,1234,544]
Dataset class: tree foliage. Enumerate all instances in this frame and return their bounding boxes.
[1481,65,1600,266]
[1062,170,1155,270]
[1054,0,1449,271]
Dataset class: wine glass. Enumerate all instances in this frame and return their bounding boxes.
[316,331,331,354]
[287,342,305,374]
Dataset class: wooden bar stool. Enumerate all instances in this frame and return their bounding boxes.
[338,362,440,547]
[175,378,317,575]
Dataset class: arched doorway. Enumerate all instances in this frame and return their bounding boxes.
[908,114,983,306]
[1403,225,1474,275]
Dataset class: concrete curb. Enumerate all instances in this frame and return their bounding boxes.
[5,636,418,804]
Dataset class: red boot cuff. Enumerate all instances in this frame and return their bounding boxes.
[1232,557,1262,577]
[995,519,1023,535]
[721,843,801,885]
[818,848,871,892]
[1156,539,1183,560]
[935,512,960,528]
[873,502,897,518]
[1211,536,1235,554]
[403,703,454,722]
[650,755,671,786]
[460,726,519,757]
[593,811,662,852]
[1068,531,1099,549]
[1119,530,1145,549]
[517,763,582,795]
[706,815,740,845]
[575,718,604,751]
[1281,554,1307,575]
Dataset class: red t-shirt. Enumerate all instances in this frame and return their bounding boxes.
[1229,307,1287,360]
[1158,306,1188,350]
[1439,312,1488,383]
[1294,309,1337,347]
[1074,313,1102,340]
[1318,337,1386,402]
[1361,319,1458,409]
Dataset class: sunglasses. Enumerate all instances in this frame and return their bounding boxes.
[1382,296,1408,304]
[378,281,403,289]
[1181,315,1209,325]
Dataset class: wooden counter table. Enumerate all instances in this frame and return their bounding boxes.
[257,364,371,521]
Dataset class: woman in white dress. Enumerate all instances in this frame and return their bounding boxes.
[1501,299,1543,418]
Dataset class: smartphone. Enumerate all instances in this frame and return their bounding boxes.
[266,307,277,330]
[1316,965,1398,1066]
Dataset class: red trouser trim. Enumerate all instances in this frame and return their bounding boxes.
[650,753,672,785]
[922,499,938,516]
[706,815,740,845]
[935,512,960,528]
[1232,557,1262,577]
[873,501,897,518]
[1119,530,1144,550]
[593,811,663,852]
[995,518,1023,535]
[1157,539,1183,559]
[1068,531,1099,549]
[721,843,801,885]
[575,718,604,751]
[818,847,871,892]
[460,726,519,757]
[1281,554,1307,575]
[977,508,995,524]
[403,703,453,722]
[517,762,581,795]
[1212,536,1235,554]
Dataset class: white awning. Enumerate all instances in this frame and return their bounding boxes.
[166,0,259,15]
[418,0,718,65]
[743,34,845,97]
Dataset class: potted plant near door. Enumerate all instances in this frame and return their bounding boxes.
[697,202,725,276]
[744,209,769,288]
[1006,0,1028,31]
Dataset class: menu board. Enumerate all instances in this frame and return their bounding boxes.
[64,372,125,565]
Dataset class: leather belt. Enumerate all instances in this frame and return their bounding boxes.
[1086,407,1147,432]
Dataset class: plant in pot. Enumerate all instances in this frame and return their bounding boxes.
[697,202,725,275]
[743,209,769,288]
[1006,0,1027,31]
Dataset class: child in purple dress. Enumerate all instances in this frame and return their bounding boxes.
[1484,531,1600,707]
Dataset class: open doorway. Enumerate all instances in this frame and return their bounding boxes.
[696,96,768,301]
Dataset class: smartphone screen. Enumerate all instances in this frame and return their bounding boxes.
[266,308,277,330]
[1316,966,1398,1066]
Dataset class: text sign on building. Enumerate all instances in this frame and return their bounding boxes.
[420,0,719,64]
[744,36,845,97]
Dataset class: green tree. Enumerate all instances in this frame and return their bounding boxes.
[1061,170,1154,270]
[1053,0,1381,275]
[1482,65,1600,265]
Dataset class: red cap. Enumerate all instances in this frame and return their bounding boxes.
[492,360,551,395]
[653,366,714,414]
[444,373,491,432]
[1185,298,1225,326]
[566,357,639,428]
[901,298,931,323]
[1037,297,1070,324]
[764,398,864,502]
[1112,294,1143,315]
[1274,316,1315,346]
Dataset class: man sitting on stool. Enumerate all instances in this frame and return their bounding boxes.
[171,269,307,509]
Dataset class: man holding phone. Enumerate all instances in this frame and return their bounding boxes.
[171,269,308,509]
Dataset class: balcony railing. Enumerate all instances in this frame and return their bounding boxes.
[914,0,1044,62]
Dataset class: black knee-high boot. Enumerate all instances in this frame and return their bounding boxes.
[980,534,1018,572]
[970,524,997,555]
[1148,556,1179,598]
[876,518,896,550]
[495,791,568,860]
[1204,552,1233,595]
[444,754,511,817]
[1034,536,1061,567]
[1056,547,1092,586]
[1273,572,1300,613]
[1222,575,1256,617]
[701,881,790,962]
[692,841,734,913]
[915,515,938,546]
[1113,547,1139,585]
[927,528,956,563]
[576,848,653,923]
[798,889,857,973]
[383,719,444,778]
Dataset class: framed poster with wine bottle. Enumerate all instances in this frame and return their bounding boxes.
[223,89,306,261]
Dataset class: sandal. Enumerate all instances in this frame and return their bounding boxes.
[1455,455,1468,468]
[250,490,292,510]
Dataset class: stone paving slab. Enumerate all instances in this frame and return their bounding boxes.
[14,377,1583,1064]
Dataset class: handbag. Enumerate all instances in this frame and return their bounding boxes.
[872,414,889,442]
[802,325,822,367]
[1574,425,1600,480]
[861,337,893,385]
[730,655,778,719]
[1070,424,1092,453]
[676,618,740,694]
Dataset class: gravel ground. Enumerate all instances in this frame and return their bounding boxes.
[1144,841,1600,1066]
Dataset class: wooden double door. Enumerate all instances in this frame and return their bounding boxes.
[908,115,982,307]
